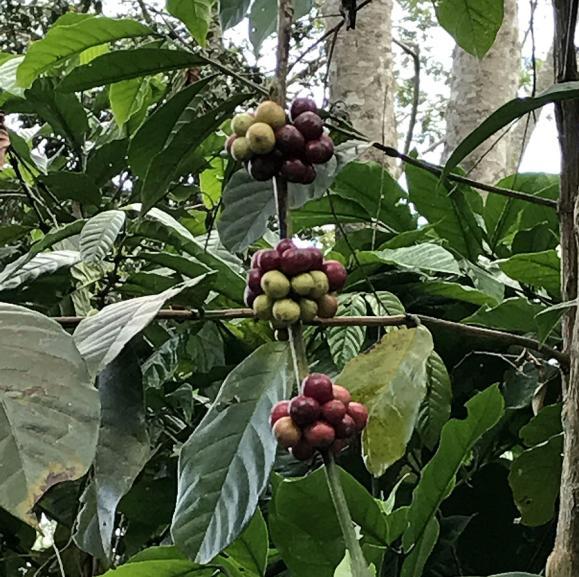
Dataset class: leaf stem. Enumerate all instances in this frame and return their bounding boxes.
[322,451,373,577]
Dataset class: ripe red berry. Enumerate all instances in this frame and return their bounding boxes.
[293,111,324,140]
[259,249,281,272]
[291,439,315,461]
[280,158,309,183]
[273,416,302,448]
[275,125,306,156]
[251,249,266,269]
[247,269,262,292]
[332,384,352,406]
[270,400,290,426]
[277,238,296,255]
[334,414,356,439]
[225,134,237,154]
[248,154,279,181]
[305,135,334,164]
[244,287,259,308]
[289,395,321,426]
[302,373,334,404]
[280,248,312,276]
[301,163,316,184]
[348,402,369,431]
[304,421,336,448]
[290,97,318,121]
[321,399,347,425]
[303,246,323,270]
[323,260,348,291]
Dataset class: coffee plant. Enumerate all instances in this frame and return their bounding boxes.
[0,1,578,577]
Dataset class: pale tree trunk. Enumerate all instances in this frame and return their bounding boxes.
[322,0,397,164]
[546,1,579,576]
[442,0,520,184]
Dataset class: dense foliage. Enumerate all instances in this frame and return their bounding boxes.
[0,2,571,577]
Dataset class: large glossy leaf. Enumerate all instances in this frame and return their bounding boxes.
[224,509,268,576]
[400,517,439,577]
[172,342,292,563]
[358,243,461,275]
[328,295,367,370]
[220,0,252,29]
[0,250,80,292]
[58,49,208,92]
[167,0,214,46]
[269,467,387,577]
[337,327,434,476]
[402,385,504,550]
[86,139,129,186]
[0,304,99,525]
[435,0,503,58]
[418,280,499,306]
[80,210,126,263]
[73,276,210,378]
[141,94,249,215]
[40,172,101,205]
[417,352,452,450]
[110,77,148,126]
[444,82,579,176]
[218,170,276,253]
[498,250,561,297]
[405,164,483,260]
[292,195,371,230]
[0,55,24,97]
[17,16,151,87]
[74,346,149,562]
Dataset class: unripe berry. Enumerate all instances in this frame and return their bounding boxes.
[231,137,253,161]
[270,400,290,425]
[255,100,287,129]
[302,373,333,404]
[348,402,369,431]
[321,399,347,425]
[246,122,276,154]
[272,298,301,324]
[334,414,356,439]
[332,384,352,406]
[247,269,262,292]
[316,294,339,319]
[253,294,273,320]
[309,270,330,299]
[291,439,315,461]
[323,260,348,291]
[261,270,291,299]
[273,416,302,448]
[289,395,320,426]
[299,298,318,322]
[231,112,255,136]
[258,249,281,272]
[304,421,335,449]
[276,238,296,255]
[291,273,315,296]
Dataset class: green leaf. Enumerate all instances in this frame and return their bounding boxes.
[400,517,439,577]
[73,276,210,378]
[74,345,149,561]
[337,327,434,476]
[86,139,129,187]
[417,352,452,450]
[402,385,504,550]
[140,251,211,279]
[167,0,215,46]
[358,243,461,275]
[328,295,367,370]
[17,16,152,87]
[59,48,208,92]
[418,281,499,306]
[129,78,214,178]
[220,0,252,29]
[435,0,503,58]
[187,322,225,373]
[110,77,147,126]
[509,434,563,527]
[142,335,182,389]
[405,164,483,260]
[217,170,276,253]
[332,162,416,233]
[0,250,80,292]
[444,82,579,176]
[292,195,371,230]
[0,55,25,97]
[172,342,293,563]
[80,210,126,263]
[0,304,99,525]
[40,172,101,205]
[520,404,562,447]
[364,291,405,316]
[141,94,249,215]
[269,467,387,577]
[498,250,561,297]
[225,509,268,576]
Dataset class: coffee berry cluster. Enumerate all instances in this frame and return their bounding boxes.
[270,373,369,460]
[245,238,347,327]
[225,97,334,184]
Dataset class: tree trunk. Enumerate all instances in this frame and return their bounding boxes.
[442,0,520,184]
[546,2,579,575]
[322,0,397,163]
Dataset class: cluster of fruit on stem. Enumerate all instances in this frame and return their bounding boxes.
[225,98,334,183]
[270,373,368,460]
[245,238,347,332]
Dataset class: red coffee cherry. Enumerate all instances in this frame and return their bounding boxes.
[302,373,334,404]
[304,421,336,448]
[321,399,347,425]
[247,269,262,292]
[303,246,323,270]
[259,249,281,272]
[334,414,356,439]
[348,402,369,431]
[293,111,324,140]
[277,238,296,255]
[305,135,334,164]
[291,439,315,461]
[289,395,321,426]
[332,384,352,406]
[322,260,348,291]
[280,248,312,276]
[270,400,290,426]
[275,125,306,156]
[290,97,318,121]
[244,287,259,308]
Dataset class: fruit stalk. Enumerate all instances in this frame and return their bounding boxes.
[323,451,373,577]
